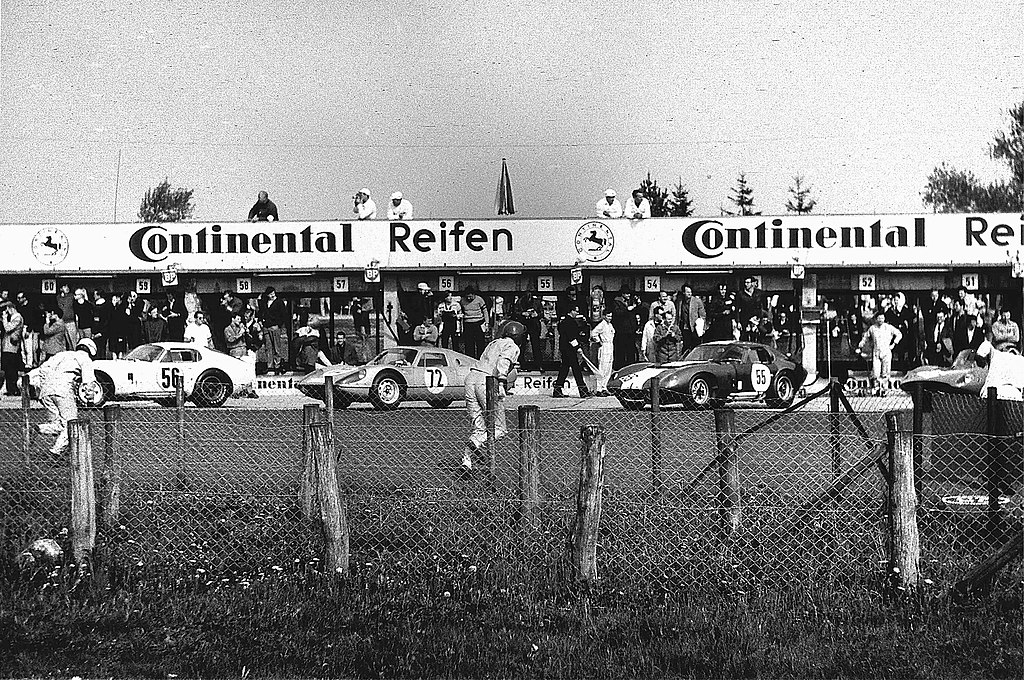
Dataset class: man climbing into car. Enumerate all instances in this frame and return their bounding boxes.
[460,320,524,473]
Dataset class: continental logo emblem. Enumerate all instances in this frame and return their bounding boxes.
[574,221,614,262]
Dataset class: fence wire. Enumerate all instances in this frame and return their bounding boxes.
[1,390,1020,596]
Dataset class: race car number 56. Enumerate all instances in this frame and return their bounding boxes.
[751,363,771,393]
[161,367,183,388]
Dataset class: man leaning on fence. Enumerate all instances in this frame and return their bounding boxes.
[461,320,524,473]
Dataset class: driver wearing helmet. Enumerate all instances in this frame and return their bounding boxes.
[461,320,524,472]
[31,338,98,458]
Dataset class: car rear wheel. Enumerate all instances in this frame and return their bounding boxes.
[369,374,405,410]
[686,375,717,410]
[192,371,232,407]
[766,372,796,409]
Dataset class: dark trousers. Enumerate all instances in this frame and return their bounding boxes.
[523,321,544,369]
[555,346,587,395]
[612,333,637,369]
[2,351,23,395]
[439,321,459,350]
[462,321,485,358]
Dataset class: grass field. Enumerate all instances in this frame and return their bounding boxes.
[1,398,1021,677]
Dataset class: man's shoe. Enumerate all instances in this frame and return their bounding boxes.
[551,389,566,398]
[460,445,475,472]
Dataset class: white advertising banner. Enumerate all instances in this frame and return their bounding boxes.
[8,214,1022,273]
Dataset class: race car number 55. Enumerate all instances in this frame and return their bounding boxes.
[751,363,771,393]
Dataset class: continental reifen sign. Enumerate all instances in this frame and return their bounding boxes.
[10,214,1023,272]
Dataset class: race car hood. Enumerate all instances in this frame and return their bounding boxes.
[902,348,1024,401]
[295,365,365,388]
[613,361,708,390]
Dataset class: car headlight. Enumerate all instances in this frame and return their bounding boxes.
[338,369,366,384]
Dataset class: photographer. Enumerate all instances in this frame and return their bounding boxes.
[352,188,377,220]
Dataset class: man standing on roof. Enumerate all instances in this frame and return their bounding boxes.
[461,320,524,472]
[353,189,377,220]
[248,191,279,222]
[387,191,413,220]
[596,189,623,218]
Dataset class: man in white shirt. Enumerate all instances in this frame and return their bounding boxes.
[184,310,215,349]
[387,191,413,220]
[625,189,651,219]
[353,188,377,220]
[596,189,623,218]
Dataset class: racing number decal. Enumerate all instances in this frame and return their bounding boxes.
[751,363,771,393]
[424,367,448,394]
[161,367,183,389]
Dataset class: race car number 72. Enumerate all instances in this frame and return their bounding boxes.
[161,367,183,388]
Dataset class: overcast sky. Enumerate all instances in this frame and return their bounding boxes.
[1,0,1021,224]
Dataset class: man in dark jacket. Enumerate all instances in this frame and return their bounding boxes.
[513,290,545,371]
[553,307,590,398]
[248,191,279,222]
[610,287,639,369]
[258,287,289,375]
[91,289,112,360]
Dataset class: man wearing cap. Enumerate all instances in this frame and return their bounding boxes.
[353,189,377,220]
[596,189,623,218]
[248,191,279,222]
[387,191,414,220]
[625,189,651,219]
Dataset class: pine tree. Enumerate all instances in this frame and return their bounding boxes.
[637,172,670,217]
[138,179,196,222]
[785,175,817,214]
[666,178,694,217]
[723,172,760,216]
[923,100,1024,212]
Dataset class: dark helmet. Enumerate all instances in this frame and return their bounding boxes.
[499,320,527,344]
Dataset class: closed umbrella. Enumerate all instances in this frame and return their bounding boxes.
[494,158,515,215]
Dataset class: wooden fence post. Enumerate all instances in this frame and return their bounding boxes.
[323,374,335,424]
[517,405,541,529]
[485,375,499,489]
[567,425,605,583]
[829,381,843,479]
[174,374,187,491]
[649,377,663,498]
[885,410,920,592]
[714,408,740,538]
[21,374,31,462]
[98,404,122,527]
[310,421,349,575]
[69,419,96,567]
[300,403,321,520]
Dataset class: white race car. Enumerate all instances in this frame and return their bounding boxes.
[80,342,257,408]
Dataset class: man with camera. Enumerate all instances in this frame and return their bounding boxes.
[353,188,377,220]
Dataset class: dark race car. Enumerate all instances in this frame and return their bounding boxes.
[901,344,1024,401]
[609,340,807,410]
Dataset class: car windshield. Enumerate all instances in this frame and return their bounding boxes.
[369,348,418,366]
[682,345,728,362]
[124,344,165,362]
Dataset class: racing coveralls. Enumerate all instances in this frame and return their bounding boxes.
[33,349,95,456]
[463,337,520,468]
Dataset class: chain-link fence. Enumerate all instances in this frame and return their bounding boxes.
[1,387,1020,597]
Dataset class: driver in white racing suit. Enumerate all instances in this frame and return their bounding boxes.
[31,338,98,457]
[461,320,525,471]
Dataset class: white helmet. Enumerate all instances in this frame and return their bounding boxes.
[76,338,97,358]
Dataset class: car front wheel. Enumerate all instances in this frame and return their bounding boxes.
[686,375,717,410]
[369,374,405,410]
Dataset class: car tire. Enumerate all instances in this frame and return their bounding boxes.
[766,372,796,409]
[369,373,405,410]
[686,374,717,410]
[428,398,454,409]
[77,373,115,408]
[191,370,232,407]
